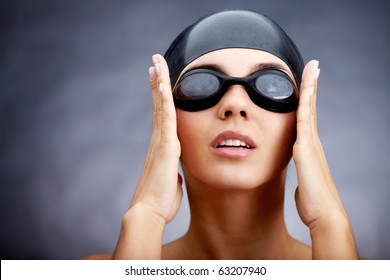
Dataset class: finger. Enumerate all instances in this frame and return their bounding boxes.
[296,60,319,144]
[149,66,162,139]
[150,56,163,132]
[159,83,178,144]
[311,68,320,136]
[149,53,172,143]
[296,85,312,143]
[153,54,178,144]
[300,60,319,90]
[147,64,162,159]
[154,54,172,86]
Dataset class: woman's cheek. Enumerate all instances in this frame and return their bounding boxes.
[176,110,205,161]
[268,113,296,167]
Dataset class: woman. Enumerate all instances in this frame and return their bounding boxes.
[86,10,358,259]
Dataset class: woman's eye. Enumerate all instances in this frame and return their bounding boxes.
[180,73,220,99]
[255,74,293,99]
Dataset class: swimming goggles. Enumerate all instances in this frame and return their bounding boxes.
[173,68,298,112]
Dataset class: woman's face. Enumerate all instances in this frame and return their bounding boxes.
[176,48,296,189]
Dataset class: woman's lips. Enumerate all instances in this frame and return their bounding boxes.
[211,130,256,159]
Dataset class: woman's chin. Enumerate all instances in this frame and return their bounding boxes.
[182,160,284,191]
[201,170,271,191]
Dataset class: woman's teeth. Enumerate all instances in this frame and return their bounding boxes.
[217,139,252,149]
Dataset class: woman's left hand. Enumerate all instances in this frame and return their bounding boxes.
[293,60,358,259]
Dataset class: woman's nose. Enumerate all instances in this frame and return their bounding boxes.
[217,85,252,120]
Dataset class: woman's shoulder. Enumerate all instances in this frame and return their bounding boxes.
[82,253,113,260]
[162,236,190,260]
[81,245,182,260]
[289,239,312,260]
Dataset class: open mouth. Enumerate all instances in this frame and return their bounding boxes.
[211,130,256,159]
[216,139,253,149]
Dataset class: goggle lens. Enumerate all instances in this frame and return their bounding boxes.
[178,73,220,100]
[173,68,298,112]
[255,73,294,100]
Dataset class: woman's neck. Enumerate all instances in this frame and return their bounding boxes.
[177,170,305,259]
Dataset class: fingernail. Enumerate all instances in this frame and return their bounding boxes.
[315,68,321,80]
[149,67,156,81]
[313,60,319,69]
[152,54,159,65]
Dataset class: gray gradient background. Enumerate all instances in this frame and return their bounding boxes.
[1,0,389,259]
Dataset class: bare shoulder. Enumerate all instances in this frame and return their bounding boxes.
[162,237,188,260]
[289,238,312,260]
[82,241,184,260]
[82,253,113,260]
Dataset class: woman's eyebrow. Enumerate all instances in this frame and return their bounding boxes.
[186,62,287,74]
[186,63,225,73]
[251,62,287,73]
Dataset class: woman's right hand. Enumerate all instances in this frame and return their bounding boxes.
[130,54,183,223]
[112,54,183,259]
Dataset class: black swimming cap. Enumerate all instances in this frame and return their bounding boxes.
[164,10,304,88]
